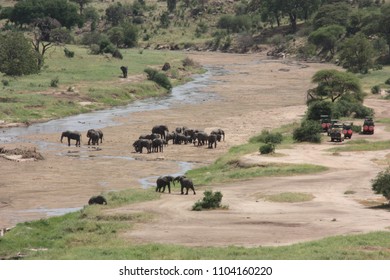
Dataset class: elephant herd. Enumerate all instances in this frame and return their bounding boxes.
[132,124,225,153]
[61,124,223,204]
[156,175,196,195]
[60,129,103,147]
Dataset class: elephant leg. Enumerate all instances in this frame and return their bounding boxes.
[181,185,184,195]
[88,138,91,145]
[167,182,171,194]
[68,138,71,146]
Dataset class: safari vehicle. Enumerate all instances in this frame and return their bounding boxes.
[320,115,331,132]
[343,122,353,139]
[327,119,340,136]
[362,117,375,135]
[329,123,344,142]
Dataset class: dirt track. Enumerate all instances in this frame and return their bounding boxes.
[1,51,390,247]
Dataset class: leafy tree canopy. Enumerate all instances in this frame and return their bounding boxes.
[8,0,81,29]
[0,32,41,76]
[308,69,362,103]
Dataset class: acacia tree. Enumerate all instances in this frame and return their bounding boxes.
[307,69,362,103]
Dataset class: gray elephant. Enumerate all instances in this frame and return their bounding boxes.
[193,131,208,146]
[208,134,217,149]
[152,138,164,152]
[156,175,175,193]
[88,195,107,205]
[87,129,102,145]
[152,125,169,139]
[133,139,152,153]
[139,133,160,140]
[61,130,81,147]
[211,128,225,141]
[174,175,196,195]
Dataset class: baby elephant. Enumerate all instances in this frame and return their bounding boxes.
[88,195,107,205]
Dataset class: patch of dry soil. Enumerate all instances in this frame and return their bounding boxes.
[1,52,390,247]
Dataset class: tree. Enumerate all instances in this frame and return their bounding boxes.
[308,69,362,103]
[312,2,351,30]
[372,168,390,203]
[9,0,81,29]
[70,0,92,15]
[30,17,70,69]
[308,24,345,56]
[0,32,41,76]
[339,33,374,73]
[378,4,390,56]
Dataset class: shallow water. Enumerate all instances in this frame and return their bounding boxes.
[1,66,227,219]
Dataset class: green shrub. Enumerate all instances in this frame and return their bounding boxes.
[217,15,251,33]
[50,77,59,87]
[259,143,275,154]
[293,120,322,143]
[385,78,390,85]
[306,101,333,120]
[192,190,223,211]
[64,48,74,58]
[1,79,9,86]
[251,130,283,144]
[371,85,381,94]
[372,168,390,201]
[352,124,362,133]
[144,68,172,90]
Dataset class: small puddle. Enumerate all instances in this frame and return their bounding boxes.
[19,207,83,217]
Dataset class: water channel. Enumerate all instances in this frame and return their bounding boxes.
[1,66,228,219]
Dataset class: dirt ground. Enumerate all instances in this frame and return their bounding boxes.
[1,51,390,247]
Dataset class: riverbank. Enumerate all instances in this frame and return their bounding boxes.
[1,51,390,249]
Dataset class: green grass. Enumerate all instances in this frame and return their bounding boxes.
[358,65,390,93]
[187,125,327,186]
[0,45,200,123]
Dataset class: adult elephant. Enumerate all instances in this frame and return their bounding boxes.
[87,129,101,145]
[88,195,107,205]
[174,176,196,195]
[193,131,208,146]
[133,139,152,153]
[156,175,175,193]
[208,134,217,149]
[211,128,225,141]
[152,138,164,152]
[152,125,169,140]
[61,130,81,147]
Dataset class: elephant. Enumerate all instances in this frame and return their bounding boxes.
[152,125,169,140]
[88,195,107,205]
[208,134,218,149]
[211,128,225,141]
[156,175,175,193]
[165,132,176,144]
[61,130,81,147]
[86,129,102,145]
[174,133,191,144]
[139,133,160,140]
[193,131,208,146]
[174,176,196,195]
[120,66,128,78]
[152,138,164,152]
[133,139,152,153]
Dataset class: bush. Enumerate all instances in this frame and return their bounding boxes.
[293,120,322,143]
[144,68,172,90]
[371,168,390,201]
[64,48,74,58]
[259,143,275,154]
[251,130,283,144]
[192,190,223,211]
[50,77,59,87]
[385,78,390,85]
[1,79,9,86]
[371,85,381,94]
